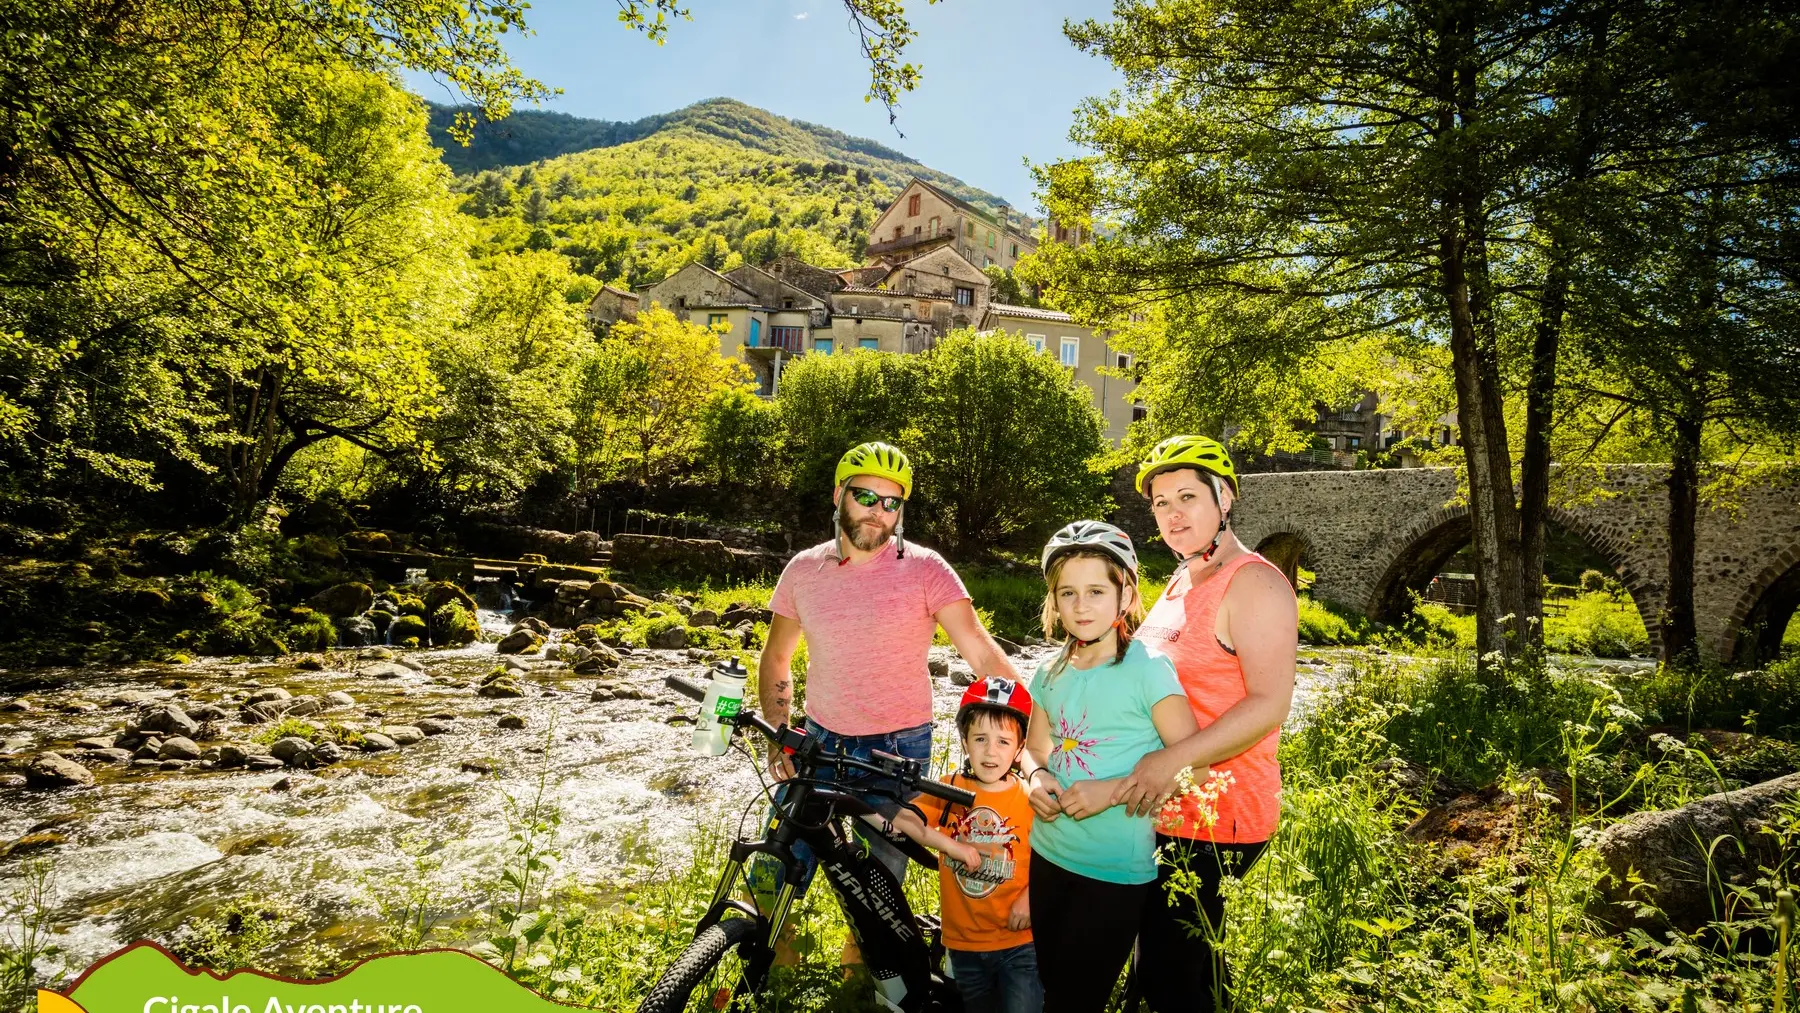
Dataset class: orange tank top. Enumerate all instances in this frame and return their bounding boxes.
[1137,551,1289,844]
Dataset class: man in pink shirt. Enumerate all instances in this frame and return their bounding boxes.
[756,441,1021,889]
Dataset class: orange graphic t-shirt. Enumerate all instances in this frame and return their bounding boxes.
[912,772,1034,952]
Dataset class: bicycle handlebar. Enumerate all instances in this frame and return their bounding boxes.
[664,674,976,808]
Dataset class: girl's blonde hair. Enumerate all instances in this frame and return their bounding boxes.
[1040,549,1144,679]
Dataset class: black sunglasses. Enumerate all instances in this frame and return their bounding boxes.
[846,485,905,512]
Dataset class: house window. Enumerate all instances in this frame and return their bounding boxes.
[908,193,921,216]
[860,337,880,350]
[1132,405,1149,423]
[1057,225,1069,242]
[783,298,794,309]
[1026,333,1046,353]
[893,226,903,240]
[747,318,761,346]
[913,226,922,236]
[987,230,996,248]
[1116,352,1131,369]
[929,216,940,236]
[814,337,834,355]
[985,256,994,268]
[955,287,974,306]
[965,221,975,238]
[903,304,914,318]
[1349,436,1362,449]
[770,326,804,352]
[1060,336,1079,367]
[707,313,728,329]
[1010,242,1019,258]
[847,304,858,316]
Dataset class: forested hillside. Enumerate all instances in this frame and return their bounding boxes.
[440,98,1018,290]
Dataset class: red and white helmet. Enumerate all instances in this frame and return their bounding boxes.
[957,676,1034,729]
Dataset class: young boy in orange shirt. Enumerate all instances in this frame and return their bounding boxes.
[883,677,1042,1013]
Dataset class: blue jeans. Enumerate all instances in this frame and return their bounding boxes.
[748,719,934,899]
[949,943,1043,1013]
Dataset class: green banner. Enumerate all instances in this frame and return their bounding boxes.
[53,943,576,1013]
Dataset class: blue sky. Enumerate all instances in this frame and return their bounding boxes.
[405,0,1121,210]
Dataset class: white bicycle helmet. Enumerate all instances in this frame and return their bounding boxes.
[1041,520,1139,580]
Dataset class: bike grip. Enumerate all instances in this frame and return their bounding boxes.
[919,779,977,809]
[664,674,707,701]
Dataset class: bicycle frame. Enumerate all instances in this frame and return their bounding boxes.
[668,675,961,1013]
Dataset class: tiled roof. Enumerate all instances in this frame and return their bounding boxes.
[821,313,911,323]
[984,303,1075,323]
[685,302,763,310]
[597,285,637,300]
[836,285,889,294]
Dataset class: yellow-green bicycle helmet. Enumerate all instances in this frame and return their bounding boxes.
[1135,434,1240,497]
[835,441,913,500]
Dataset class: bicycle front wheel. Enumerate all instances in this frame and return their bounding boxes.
[637,915,762,1013]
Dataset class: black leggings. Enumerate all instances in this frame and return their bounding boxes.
[1029,850,1148,1013]
[1133,835,1268,1013]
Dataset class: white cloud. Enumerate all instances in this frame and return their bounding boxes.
[794,11,808,18]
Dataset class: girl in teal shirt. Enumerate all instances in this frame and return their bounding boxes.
[1022,522,1200,1013]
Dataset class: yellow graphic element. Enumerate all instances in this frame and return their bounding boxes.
[1058,737,1078,753]
[38,991,92,1013]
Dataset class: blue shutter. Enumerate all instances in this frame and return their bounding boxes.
[748,318,761,347]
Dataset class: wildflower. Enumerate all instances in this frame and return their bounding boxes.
[1155,767,1236,833]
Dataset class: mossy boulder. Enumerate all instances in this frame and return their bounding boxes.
[420,581,478,617]
[394,595,427,619]
[366,608,396,637]
[280,608,337,652]
[496,629,545,655]
[430,603,480,647]
[309,582,374,617]
[389,614,428,648]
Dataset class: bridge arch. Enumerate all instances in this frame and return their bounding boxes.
[1367,504,1470,624]
[1252,530,1314,590]
[1721,540,1800,664]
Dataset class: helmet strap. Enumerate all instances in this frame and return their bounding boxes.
[895,502,906,560]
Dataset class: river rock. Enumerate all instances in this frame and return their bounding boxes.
[158,736,202,761]
[1,699,33,712]
[246,688,293,704]
[310,582,375,617]
[246,755,285,771]
[364,662,414,680]
[389,615,428,647]
[948,660,977,686]
[2,832,67,857]
[360,647,397,661]
[1592,771,1800,931]
[183,703,230,722]
[25,753,95,789]
[378,725,424,746]
[132,739,163,760]
[360,732,397,752]
[312,741,344,765]
[59,700,98,713]
[333,615,380,648]
[573,645,621,674]
[130,758,161,768]
[269,737,315,766]
[497,714,526,730]
[105,691,156,709]
[928,657,949,679]
[686,608,719,628]
[719,604,773,627]
[460,758,497,774]
[72,736,115,751]
[420,581,479,618]
[160,759,191,771]
[416,718,454,736]
[322,691,357,709]
[82,748,133,765]
[496,630,545,655]
[138,703,200,738]
[478,679,525,699]
[218,743,253,768]
[649,626,689,650]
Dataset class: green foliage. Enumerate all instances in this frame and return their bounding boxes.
[1635,656,1800,741]
[1544,592,1651,659]
[252,718,362,749]
[775,336,1110,554]
[694,385,786,488]
[0,860,59,1013]
[0,562,281,664]
[280,608,338,653]
[570,306,754,488]
[168,896,339,978]
[1296,595,1381,647]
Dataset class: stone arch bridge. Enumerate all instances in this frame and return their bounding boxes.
[1231,466,1800,664]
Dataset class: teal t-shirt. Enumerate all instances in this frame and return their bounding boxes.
[1030,638,1185,885]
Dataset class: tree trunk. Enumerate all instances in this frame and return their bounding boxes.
[1518,253,1569,644]
[1661,408,1703,664]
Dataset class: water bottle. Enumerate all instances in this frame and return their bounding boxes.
[692,657,749,757]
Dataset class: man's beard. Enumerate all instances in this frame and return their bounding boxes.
[839,510,894,552]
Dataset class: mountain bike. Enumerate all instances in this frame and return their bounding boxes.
[638,673,975,1013]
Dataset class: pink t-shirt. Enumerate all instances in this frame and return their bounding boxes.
[769,538,970,736]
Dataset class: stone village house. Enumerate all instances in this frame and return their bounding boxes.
[588,177,1144,440]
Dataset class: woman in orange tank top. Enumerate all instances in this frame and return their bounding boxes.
[1117,435,1298,1013]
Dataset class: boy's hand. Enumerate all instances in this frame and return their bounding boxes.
[1007,893,1030,932]
[1027,768,1063,821]
[1057,779,1118,820]
[948,841,984,871]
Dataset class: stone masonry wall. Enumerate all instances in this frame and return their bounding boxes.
[1228,465,1800,663]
